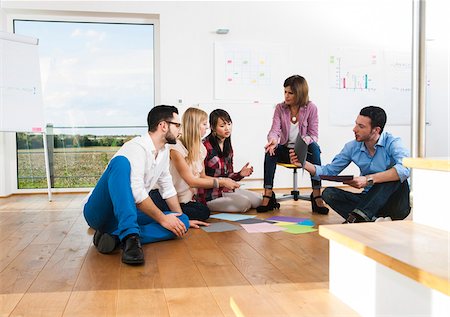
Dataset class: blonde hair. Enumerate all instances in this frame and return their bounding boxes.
[180,107,208,164]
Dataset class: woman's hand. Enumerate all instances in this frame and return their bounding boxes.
[239,162,253,177]
[264,139,278,156]
[189,220,210,229]
[289,149,302,167]
[220,178,240,190]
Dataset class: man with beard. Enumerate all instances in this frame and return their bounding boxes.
[83,105,207,265]
[290,106,411,223]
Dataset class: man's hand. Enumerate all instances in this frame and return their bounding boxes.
[264,139,278,156]
[189,220,210,229]
[289,149,302,167]
[239,162,253,177]
[160,213,187,237]
[344,176,367,189]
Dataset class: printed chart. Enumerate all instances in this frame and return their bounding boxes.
[328,49,411,125]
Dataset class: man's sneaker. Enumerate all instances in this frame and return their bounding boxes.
[93,231,120,254]
[121,234,145,265]
[375,216,393,222]
[345,212,366,223]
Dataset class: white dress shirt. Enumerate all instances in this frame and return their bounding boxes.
[82,133,177,208]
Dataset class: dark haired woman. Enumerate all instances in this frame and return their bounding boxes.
[257,75,329,214]
[198,109,261,212]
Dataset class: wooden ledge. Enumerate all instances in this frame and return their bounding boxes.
[319,221,450,295]
[403,157,450,172]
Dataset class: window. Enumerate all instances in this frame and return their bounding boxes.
[14,19,155,188]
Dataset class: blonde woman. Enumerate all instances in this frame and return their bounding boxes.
[151,107,240,220]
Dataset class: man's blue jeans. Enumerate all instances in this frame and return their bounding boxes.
[263,142,323,189]
[322,180,411,221]
[83,156,190,244]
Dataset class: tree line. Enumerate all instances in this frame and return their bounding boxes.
[16,133,133,149]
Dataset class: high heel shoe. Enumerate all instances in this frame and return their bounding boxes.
[256,192,280,213]
[310,193,329,215]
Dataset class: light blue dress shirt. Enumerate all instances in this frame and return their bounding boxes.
[314,132,410,188]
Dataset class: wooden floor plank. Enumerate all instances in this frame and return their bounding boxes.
[0,243,59,316]
[184,228,291,317]
[116,244,170,317]
[153,238,225,317]
[10,214,91,316]
[62,247,121,316]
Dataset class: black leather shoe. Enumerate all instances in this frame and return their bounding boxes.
[310,193,329,215]
[93,231,120,254]
[121,234,145,265]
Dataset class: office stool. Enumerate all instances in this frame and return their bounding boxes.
[275,163,311,202]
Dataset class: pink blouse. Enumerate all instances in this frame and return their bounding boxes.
[267,101,319,145]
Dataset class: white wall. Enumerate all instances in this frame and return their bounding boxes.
[1,0,442,195]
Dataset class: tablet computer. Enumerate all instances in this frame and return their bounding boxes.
[293,134,308,168]
[319,175,354,182]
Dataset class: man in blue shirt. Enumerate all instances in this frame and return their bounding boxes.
[290,106,411,223]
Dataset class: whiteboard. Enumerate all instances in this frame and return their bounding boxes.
[214,42,288,103]
[0,31,44,132]
[328,48,411,126]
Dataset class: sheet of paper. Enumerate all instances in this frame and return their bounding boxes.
[298,219,315,226]
[201,222,241,232]
[236,218,270,224]
[279,224,318,234]
[210,213,256,221]
[241,223,287,233]
[266,216,308,223]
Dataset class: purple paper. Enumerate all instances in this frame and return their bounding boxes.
[266,216,309,223]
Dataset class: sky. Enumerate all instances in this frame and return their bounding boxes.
[14,20,154,134]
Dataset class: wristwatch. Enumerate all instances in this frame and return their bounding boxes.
[366,176,374,186]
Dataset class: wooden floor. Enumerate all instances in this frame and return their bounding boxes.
[0,192,358,317]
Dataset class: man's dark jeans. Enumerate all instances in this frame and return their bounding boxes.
[322,180,411,221]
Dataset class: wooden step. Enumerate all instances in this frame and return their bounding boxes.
[319,220,450,295]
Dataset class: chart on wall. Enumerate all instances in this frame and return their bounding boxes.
[328,48,411,125]
[214,42,288,103]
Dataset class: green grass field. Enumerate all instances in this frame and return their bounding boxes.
[18,147,120,188]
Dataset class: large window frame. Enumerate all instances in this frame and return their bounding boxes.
[5,9,160,193]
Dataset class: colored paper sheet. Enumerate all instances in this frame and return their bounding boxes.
[241,223,287,233]
[266,216,308,223]
[210,213,256,221]
[298,219,315,227]
[271,221,295,226]
[201,222,241,233]
[279,224,318,234]
[236,218,269,224]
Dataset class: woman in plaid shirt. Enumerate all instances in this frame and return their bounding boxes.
[197,109,262,212]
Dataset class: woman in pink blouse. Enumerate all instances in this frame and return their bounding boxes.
[257,75,329,214]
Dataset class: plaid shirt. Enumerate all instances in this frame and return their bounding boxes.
[196,135,243,203]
